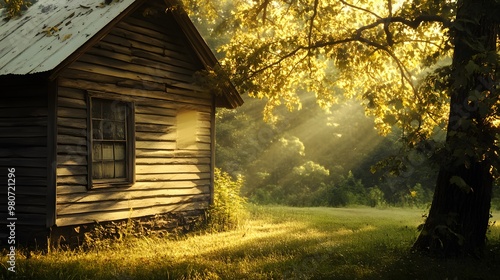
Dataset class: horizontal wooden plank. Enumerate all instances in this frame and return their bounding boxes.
[58,87,86,100]
[102,33,164,57]
[127,14,183,40]
[136,164,210,174]
[57,155,87,165]
[136,131,175,141]
[0,117,47,127]
[166,86,212,101]
[57,180,210,194]
[93,40,197,71]
[58,117,87,129]
[179,143,212,151]
[57,194,210,216]
[135,105,176,117]
[4,166,47,177]
[57,175,87,185]
[58,79,211,106]
[86,45,195,77]
[0,158,47,168]
[136,140,176,150]
[0,195,47,206]
[196,135,211,143]
[0,137,46,146]
[58,97,86,109]
[57,166,87,176]
[58,126,87,138]
[57,135,87,146]
[4,177,47,186]
[58,107,87,119]
[0,126,47,137]
[135,157,210,165]
[57,185,88,194]
[135,113,176,125]
[130,180,211,190]
[56,201,209,226]
[58,144,87,155]
[120,15,184,41]
[135,149,210,158]
[0,107,47,118]
[136,172,211,181]
[77,48,197,84]
[112,24,186,55]
[135,123,173,134]
[0,147,47,158]
[0,186,48,196]
[197,128,211,136]
[57,186,209,204]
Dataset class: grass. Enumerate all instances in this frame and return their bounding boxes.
[2,205,500,279]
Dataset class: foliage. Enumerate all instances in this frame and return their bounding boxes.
[207,168,247,232]
[217,95,438,208]
[185,0,454,140]
[0,0,33,18]
[3,207,500,279]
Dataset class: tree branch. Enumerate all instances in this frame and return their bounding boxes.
[339,0,382,19]
[244,13,449,91]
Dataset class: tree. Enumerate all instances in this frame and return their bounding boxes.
[183,0,499,256]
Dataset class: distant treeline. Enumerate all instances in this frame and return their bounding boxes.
[216,95,443,208]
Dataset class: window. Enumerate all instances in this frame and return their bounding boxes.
[89,97,134,187]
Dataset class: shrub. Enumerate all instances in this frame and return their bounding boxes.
[207,168,247,232]
[368,186,387,208]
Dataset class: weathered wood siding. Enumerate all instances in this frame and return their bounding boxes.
[0,75,51,241]
[55,7,215,226]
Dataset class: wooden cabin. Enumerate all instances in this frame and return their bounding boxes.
[0,0,243,245]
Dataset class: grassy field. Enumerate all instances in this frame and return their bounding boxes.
[2,206,500,279]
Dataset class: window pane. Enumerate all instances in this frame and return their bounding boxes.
[115,161,125,178]
[115,122,125,140]
[93,143,102,160]
[102,143,114,160]
[102,99,114,120]
[114,143,125,160]
[93,162,103,179]
[115,105,126,121]
[92,120,103,140]
[102,162,114,179]
[92,100,102,118]
[102,120,114,139]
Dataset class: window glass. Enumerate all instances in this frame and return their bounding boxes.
[90,97,131,184]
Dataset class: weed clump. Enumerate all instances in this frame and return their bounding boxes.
[207,168,247,232]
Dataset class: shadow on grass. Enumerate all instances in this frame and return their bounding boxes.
[3,208,500,279]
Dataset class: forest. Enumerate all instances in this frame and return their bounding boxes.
[216,94,441,208]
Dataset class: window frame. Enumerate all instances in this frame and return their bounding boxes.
[87,92,135,189]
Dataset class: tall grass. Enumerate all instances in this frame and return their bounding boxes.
[2,206,500,279]
[206,168,247,232]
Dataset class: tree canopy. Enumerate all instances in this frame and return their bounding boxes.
[186,0,457,138]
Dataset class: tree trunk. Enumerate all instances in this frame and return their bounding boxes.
[412,0,498,257]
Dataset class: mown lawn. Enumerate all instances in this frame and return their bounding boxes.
[2,206,500,279]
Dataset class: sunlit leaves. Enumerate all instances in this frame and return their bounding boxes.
[192,0,454,143]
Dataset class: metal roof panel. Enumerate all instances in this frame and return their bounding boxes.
[0,0,136,75]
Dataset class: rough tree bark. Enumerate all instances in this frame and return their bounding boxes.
[412,0,498,257]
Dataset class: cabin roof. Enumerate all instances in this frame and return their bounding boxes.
[0,0,243,108]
